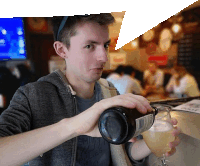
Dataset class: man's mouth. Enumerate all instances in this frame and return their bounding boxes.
[92,67,104,72]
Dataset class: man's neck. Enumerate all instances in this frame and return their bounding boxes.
[150,70,157,75]
[65,71,95,99]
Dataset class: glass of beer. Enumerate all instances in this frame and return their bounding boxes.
[142,104,175,166]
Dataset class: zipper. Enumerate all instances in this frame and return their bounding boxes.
[54,70,78,166]
[72,95,78,166]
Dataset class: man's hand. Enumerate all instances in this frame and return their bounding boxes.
[70,93,152,137]
[165,118,181,157]
[128,119,181,148]
[127,117,181,161]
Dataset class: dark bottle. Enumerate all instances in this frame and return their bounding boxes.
[98,106,158,145]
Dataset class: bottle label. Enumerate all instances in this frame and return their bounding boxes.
[134,114,154,137]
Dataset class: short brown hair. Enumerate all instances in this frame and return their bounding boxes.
[174,64,187,73]
[148,61,158,66]
[51,13,115,49]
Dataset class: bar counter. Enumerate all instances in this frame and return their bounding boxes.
[171,110,200,140]
[147,96,200,166]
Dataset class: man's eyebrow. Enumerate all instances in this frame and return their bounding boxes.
[85,39,111,45]
[105,40,111,45]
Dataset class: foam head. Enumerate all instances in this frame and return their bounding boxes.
[149,120,173,132]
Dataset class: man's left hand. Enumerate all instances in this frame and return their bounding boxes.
[128,117,181,157]
[165,118,181,157]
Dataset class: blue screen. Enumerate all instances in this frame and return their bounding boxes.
[0,17,27,61]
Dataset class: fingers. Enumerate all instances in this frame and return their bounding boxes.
[165,136,181,157]
[97,93,151,115]
[171,118,178,125]
[165,147,176,157]
[172,126,181,137]
[125,93,152,114]
[169,136,181,148]
[126,96,148,114]
[130,94,152,112]
[164,123,181,157]
[128,137,137,143]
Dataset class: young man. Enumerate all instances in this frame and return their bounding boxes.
[143,61,164,94]
[0,14,180,166]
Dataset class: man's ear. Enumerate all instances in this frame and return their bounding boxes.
[53,41,68,59]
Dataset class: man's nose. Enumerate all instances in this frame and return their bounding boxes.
[96,47,108,62]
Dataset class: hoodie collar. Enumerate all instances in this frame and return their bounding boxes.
[54,69,77,95]
[54,69,103,100]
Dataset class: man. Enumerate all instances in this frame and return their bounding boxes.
[0,14,180,166]
[114,65,147,96]
[143,61,164,94]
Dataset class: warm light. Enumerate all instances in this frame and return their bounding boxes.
[175,12,179,16]
[131,40,138,49]
[115,17,123,23]
[172,24,181,34]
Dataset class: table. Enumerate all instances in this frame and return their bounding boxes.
[146,93,170,102]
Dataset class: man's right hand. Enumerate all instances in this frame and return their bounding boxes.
[0,93,151,166]
[69,93,152,138]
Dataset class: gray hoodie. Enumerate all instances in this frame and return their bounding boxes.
[0,69,147,166]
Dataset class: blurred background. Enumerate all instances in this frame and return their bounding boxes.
[0,1,200,113]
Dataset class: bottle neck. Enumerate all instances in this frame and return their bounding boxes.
[152,106,158,115]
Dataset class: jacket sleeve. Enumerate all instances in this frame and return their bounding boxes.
[125,141,148,166]
[0,86,32,137]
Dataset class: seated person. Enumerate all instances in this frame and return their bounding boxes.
[106,64,124,86]
[166,65,200,97]
[114,65,147,96]
[143,61,164,94]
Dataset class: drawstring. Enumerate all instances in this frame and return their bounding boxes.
[68,85,76,95]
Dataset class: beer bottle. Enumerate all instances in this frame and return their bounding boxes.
[98,106,158,145]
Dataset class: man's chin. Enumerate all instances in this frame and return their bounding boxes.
[89,74,102,83]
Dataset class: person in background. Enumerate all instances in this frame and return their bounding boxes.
[114,65,148,96]
[0,66,20,114]
[106,64,124,87]
[143,61,164,94]
[12,62,38,86]
[166,65,200,97]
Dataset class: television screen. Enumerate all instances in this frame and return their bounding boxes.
[0,17,27,61]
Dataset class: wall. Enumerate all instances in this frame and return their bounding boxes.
[104,43,178,72]
[139,44,178,71]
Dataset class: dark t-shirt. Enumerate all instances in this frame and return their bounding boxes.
[75,91,111,166]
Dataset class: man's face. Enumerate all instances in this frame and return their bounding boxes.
[64,22,110,83]
[148,63,157,74]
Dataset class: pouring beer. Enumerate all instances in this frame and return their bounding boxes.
[142,104,175,166]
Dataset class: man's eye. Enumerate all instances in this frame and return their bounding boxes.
[104,44,110,49]
[85,44,94,49]
[105,44,110,48]
[86,45,91,49]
